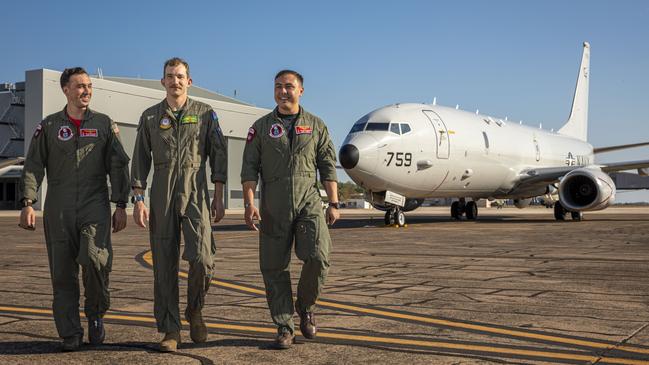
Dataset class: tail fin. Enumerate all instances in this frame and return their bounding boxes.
[558,42,590,141]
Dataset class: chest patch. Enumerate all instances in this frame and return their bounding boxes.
[80,128,98,137]
[181,115,198,124]
[58,126,74,141]
[269,123,285,138]
[295,125,313,135]
[160,117,172,130]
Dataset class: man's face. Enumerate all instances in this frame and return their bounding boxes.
[161,64,192,98]
[274,73,303,113]
[63,73,92,109]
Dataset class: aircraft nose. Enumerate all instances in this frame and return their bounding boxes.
[339,144,359,169]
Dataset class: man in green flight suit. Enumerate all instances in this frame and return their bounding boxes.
[18,67,130,351]
[241,69,340,349]
[131,57,227,352]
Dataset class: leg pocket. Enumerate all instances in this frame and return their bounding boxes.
[294,219,318,261]
[78,224,109,271]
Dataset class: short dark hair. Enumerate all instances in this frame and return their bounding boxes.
[60,67,88,88]
[275,69,303,86]
[163,57,190,78]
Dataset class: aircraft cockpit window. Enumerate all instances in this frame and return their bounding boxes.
[365,123,390,131]
[400,123,412,134]
[349,123,366,133]
[390,123,400,134]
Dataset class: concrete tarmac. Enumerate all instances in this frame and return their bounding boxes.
[1,206,648,364]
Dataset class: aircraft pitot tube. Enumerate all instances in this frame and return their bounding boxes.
[558,168,616,211]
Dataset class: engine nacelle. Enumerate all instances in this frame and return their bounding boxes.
[513,198,532,209]
[558,168,616,211]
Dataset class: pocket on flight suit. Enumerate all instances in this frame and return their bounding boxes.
[77,224,109,272]
[295,219,318,261]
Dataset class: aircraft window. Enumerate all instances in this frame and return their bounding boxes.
[390,123,400,134]
[349,123,365,133]
[401,123,412,134]
[365,123,390,131]
[482,131,490,149]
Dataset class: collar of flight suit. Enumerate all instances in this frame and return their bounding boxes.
[57,105,96,123]
[161,97,195,124]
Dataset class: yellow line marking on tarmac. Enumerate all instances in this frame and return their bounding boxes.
[1,305,648,364]
[141,251,649,356]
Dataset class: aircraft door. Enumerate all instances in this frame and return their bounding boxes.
[422,110,450,159]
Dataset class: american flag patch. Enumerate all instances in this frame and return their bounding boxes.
[80,128,98,137]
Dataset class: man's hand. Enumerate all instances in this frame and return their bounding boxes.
[326,206,340,226]
[211,197,225,223]
[19,206,36,231]
[244,204,260,231]
[112,207,127,233]
[133,201,149,228]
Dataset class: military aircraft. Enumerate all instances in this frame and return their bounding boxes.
[339,42,649,226]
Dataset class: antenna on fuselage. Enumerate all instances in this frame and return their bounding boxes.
[455,104,459,110]
[433,97,437,105]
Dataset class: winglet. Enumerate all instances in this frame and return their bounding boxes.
[558,42,590,141]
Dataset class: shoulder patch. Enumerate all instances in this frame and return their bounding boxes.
[33,124,43,138]
[211,110,218,122]
[246,127,256,143]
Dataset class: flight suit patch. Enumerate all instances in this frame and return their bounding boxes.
[80,128,98,137]
[181,115,198,124]
[247,127,256,143]
[269,123,284,138]
[211,110,219,122]
[33,124,43,138]
[160,117,172,130]
[58,126,74,141]
[295,126,312,135]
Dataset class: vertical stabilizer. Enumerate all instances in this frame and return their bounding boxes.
[558,42,590,141]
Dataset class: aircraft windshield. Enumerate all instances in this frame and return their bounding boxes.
[349,115,369,133]
[365,123,390,131]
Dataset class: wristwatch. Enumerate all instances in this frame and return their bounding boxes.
[244,202,252,208]
[22,199,33,207]
[328,202,340,209]
[116,201,127,209]
[131,194,145,204]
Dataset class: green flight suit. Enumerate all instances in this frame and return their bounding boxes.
[131,98,227,334]
[241,107,337,334]
[19,107,130,339]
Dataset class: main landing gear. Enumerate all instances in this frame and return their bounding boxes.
[384,208,406,227]
[450,198,478,220]
[553,201,583,221]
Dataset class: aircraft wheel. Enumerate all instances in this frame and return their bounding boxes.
[384,211,394,226]
[451,201,461,220]
[394,210,406,227]
[554,201,567,221]
[571,211,583,221]
[466,201,478,220]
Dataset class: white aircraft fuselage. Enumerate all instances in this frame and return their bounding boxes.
[341,103,593,200]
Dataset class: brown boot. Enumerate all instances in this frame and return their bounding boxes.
[159,331,181,352]
[296,308,317,339]
[185,310,208,344]
[272,329,295,350]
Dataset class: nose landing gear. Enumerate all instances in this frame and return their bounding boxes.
[384,208,406,227]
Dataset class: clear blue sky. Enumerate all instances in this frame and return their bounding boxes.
[4,0,649,201]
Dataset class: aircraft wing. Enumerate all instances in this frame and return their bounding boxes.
[515,159,649,187]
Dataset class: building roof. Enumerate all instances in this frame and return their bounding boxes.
[100,76,252,106]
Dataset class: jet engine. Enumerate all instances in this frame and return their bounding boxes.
[558,168,616,211]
